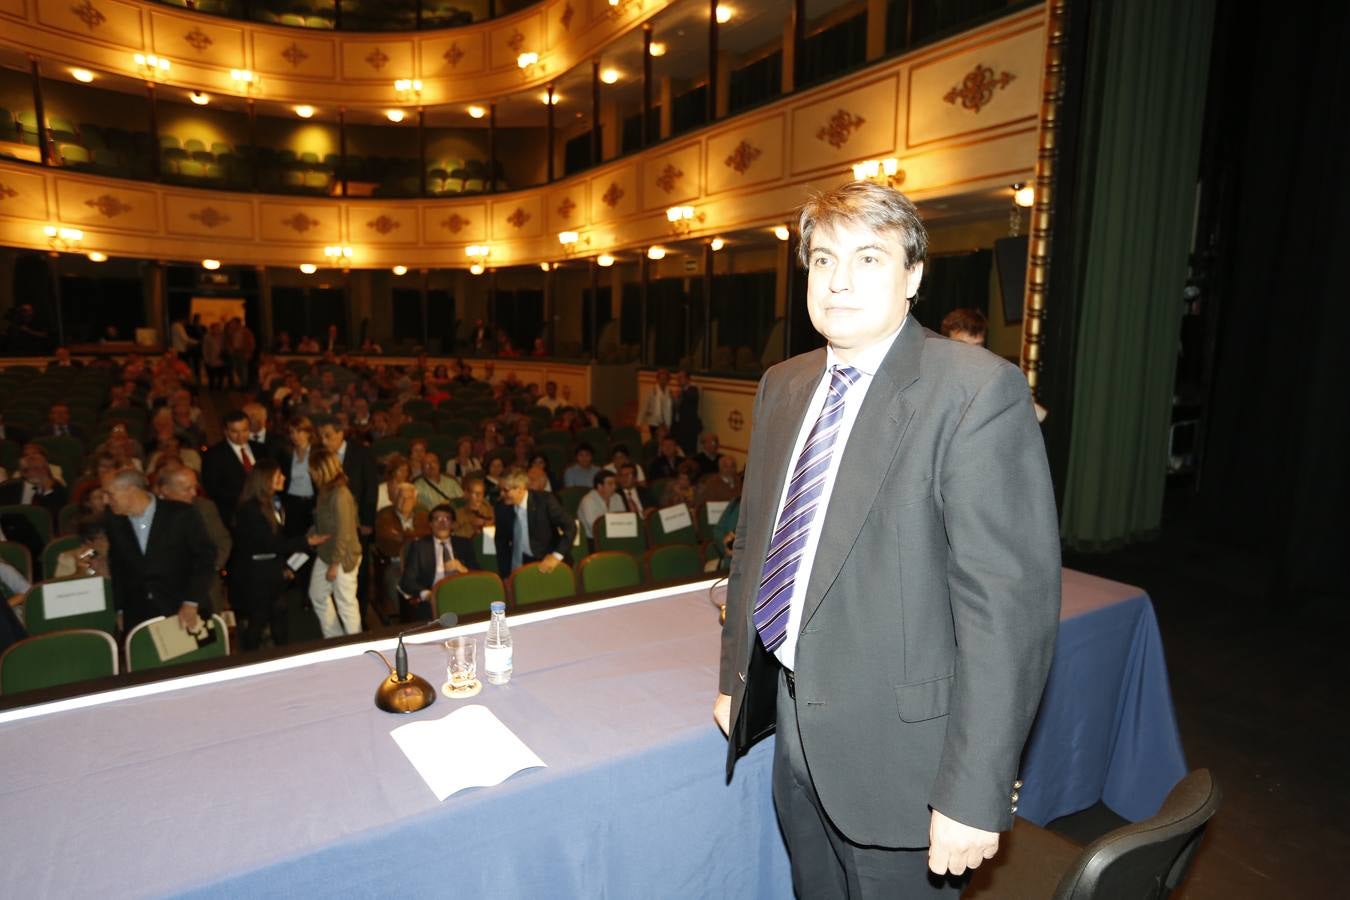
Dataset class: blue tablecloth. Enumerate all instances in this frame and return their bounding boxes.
[0,571,1185,897]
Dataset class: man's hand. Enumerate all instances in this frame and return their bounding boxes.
[326,562,340,582]
[928,809,998,876]
[176,603,201,632]
[713,692,732,736]
[537,555,560,574]
[449,559,469,575]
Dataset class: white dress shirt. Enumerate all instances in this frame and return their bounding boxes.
[772,319,907,672]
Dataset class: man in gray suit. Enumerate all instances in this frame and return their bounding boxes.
[715,182,1060,896]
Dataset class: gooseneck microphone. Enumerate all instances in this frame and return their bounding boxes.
[395,612,458,681]
[368,612,458,714]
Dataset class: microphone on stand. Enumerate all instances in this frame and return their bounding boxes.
[368,612,458,714]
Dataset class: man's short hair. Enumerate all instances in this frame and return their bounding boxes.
[574,443,594,458]
[618,462,638,475]
[593,470,615,489]
[499,470,529,492]
[154,460,193,489]
[797,181,928,271]
[222,409,249,428]
[940,308,988,340]
[430,503,454,520]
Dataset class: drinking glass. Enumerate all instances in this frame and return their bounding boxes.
[445,636,477,689]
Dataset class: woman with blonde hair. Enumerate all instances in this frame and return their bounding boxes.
[307,447,362,637]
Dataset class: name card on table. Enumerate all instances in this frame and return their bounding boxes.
[481,525,496,556]
[658,504,693,533]
[41,576,105,619]
[704,500,730,527]
[603,511,639,538]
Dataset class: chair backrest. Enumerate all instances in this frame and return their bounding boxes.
[0,540,31,582]
[509,560,575,607]
[578,551,641,595]
[41,535,82,582]
[0,503,52,547]
[1054,769,1222,900]
[124,614,230,672]
[433,570,505,618]
[594,511,648,555]
[557,486,588,518]
[0,628,118,694]
[647,504,700,546]
[645,543,704,583]
[24,576,116,636]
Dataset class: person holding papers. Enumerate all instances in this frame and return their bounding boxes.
[399,504,479,622]
[492,470,576,578]
[231,460,329,651]
[577,470,625,542]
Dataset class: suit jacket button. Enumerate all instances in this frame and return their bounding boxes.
[1010,791,1019,803]
[1013,779,1023,789]
[1010,805,1018,814]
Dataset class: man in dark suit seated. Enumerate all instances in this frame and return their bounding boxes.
[0,453,69,520]
[493,470,576,578]
[105,468,219,633]
[37,401,84,442]
[399,503,480,622]
[201,410,257,520]
[614,463,653,516]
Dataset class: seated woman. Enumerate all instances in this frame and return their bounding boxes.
[376,454,411,512]
[52,516,111,580]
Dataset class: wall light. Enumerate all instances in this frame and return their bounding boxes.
[324,246,354,260]
[394,78,423,96]
[469,263,485,276]
[540,91,559,105]
[715,5,734,24]
[773,225,790,241]
[647,246,666,260]
[299,263,317,274]
[386,109,406,123]
[189,91,210,106]
[649,42,667,57]
[392,265,408,276]
[294,105,315,118]
[710,237,725,252]
[517,51,539,69]
[597,254,615,267]
[467,105,487,119]
[135,54,171,79]
[667,205,705,235]
[229,69,258,95]
[852,157,905,188]
[558,231,579,245]
[465,245,490,259]
[43,225,83,253]
[540,262,553,272]
[600,68,621,85]
[202,259,221,270]
[1013,182,1035,208]
[70,68,94,84]
[86,251,107,263]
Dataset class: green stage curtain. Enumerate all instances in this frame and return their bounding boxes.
[1059,0,1215,549]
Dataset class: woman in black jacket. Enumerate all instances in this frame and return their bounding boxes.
[230,459,327,651]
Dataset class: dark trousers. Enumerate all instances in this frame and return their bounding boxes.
[772,668,969,899]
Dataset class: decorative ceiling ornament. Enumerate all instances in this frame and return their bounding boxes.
[440,213,469,233]
[85,194,130,218]
[282,41,309,68]
[724,140,762,174]
[560,2,574,30]
[444,42,464,68]
[184,28,213,53]
[367,215,400,235]
[280,212,319,233]
[506,207,531,229]
[727,409,745,432]
[507,30,526,53]
[943,64,1016,113]
[365,47,390,72]
[556,196,576,219]
[602,182,624,208]
[189,207,229,229]
[0,182,18,200]
[655,164,683,194]
[70,0,106,31]
[816,109,865,149]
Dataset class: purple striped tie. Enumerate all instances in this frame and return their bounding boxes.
[753,365,861,652]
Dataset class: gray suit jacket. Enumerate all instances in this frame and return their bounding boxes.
[719,320,1061,846]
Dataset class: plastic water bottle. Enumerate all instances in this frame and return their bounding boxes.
[484,601,513,685]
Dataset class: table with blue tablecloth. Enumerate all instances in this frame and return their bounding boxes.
[0,571,1184,898]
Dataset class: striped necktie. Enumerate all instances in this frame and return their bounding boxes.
[753,365,861,652]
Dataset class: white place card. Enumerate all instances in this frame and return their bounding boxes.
[704,500,730,526]
[41,577,105,619]
[658,504,693,533]
[603,511,639,538]
[481,525,496,556]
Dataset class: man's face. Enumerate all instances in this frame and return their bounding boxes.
[656,370,669,388]
[719,455,738,479]
[526,467,548,491]
[618,467,636,490]
[319,425,343,452]
[423,454,440,478]
[396,485,417,515]
[467,482,485,505]
[576,449,593,467]
[430,509,453,539]
[20,459,46,484]
[597,476,617,499]
[225,419,251,446]
[321,372,335,390]
[806,220,923,354]
[49,405,70,426]
[701,435,718,455]
[107,484,140,516]
[668,383,683,402]
[503,484,528,506]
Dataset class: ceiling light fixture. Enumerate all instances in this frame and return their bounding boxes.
[715,5,734,24]
[469,263,485,276]
[649,42,667,57]
[517,51,539,69]
[202,259,221,270]
[600,68,620,85]
[294,105,315,118]
[467,105,486,119]
[1013,182,1035,208]
[386,109,406,123]
[299,263,317,274]
[86,251,107,262]
[189,91,210,106]
[773,225,790,241]
[70,68,94,84]
[392,265,408,276]
[710,237,725,252]
[647,246,666,260]
[597,254,615,267]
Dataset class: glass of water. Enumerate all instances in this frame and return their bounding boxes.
[445,636,477,690]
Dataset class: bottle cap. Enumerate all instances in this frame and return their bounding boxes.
[490,601,505,613]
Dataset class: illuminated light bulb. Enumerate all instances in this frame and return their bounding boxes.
[649,42,667,57]
[596,254,615,267]
[202,259,221,270]
[710,237,725,252]
[386,109,406,123]
[469,262,485,275]
[774,225,790,241]
[517,52,539,69]
[299,263,317,274]
[71,68,94,83]
[540,262,552,272]
[229,68,253,83]
[294,105,315,118]
[647,246,666,260]
[715,5,733,24]
[882,157,900,176]
[1014,184,1035,208]
[467,105,486,119]
[189,91,210,106]
[87,251,107,262]
[465,245,490,258]
[666,205,694,222]
[540,91,559,105]
[600,68,620,85]
[392,265,408,276]
[558,231,579,245]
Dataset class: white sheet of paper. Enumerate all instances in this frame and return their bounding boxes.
[147,617,198,662]
[704,500,730,526]
[40,577,105,619]
[391,704,546,801]
[481,525,496,556]
[286,552,309,571]
[658,504,693,533]
[603,511,639,538]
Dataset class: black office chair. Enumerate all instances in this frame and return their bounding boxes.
[967,768,1221,899]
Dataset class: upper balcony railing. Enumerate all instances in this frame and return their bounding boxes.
[143,0,529,33]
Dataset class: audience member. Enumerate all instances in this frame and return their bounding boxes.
[398,502,480,623]
[453,476,494,541]
[603,444,646,484]
[375,482,430,621]
[244,402,286,463]
[376,453,411,512]
[615,463,653,516]
[563,443,601,488]
[0,453,69,520]
[202,322,227,389]
[537,381,563,412]
[307,448,362,638]
[38,402,83,441]
[202,410,257,519]
[940,307,988,346]
[640,369,672,435]
[493,470,576,578]
[52,515,110,580]
[668,382,702,456]
[317,419,377,536]
[105,468,217,632]
[146,434,202,474]
[696,455,743,504]
[577,470,624,540]
[647,436,685,481]
[660,465,699,511]
[483,456,506,503]
[525,463,551,493]
[414,453,462,509]
[693,432,723,477]
[446,437,481,480]
[279,416,317,536]
[156,462,232,618]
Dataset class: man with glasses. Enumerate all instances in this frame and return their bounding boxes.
[399,504,479,622]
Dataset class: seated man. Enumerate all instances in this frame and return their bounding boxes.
[414,452,463,510]
[562,443,601,489]
[646,436,685,481]
[376,482,430,622]
[614,462,653,516]
[453,476,495,541]
[695,454,743,505]
[577,470,624,541]
[39,402,84,441]
[493,470,576,578]
[693,432,723,478]
[0,453,69,520]
[399,503,478,622]
[940,307,988,346]
[602,444,646,484]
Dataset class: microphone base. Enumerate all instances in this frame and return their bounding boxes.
[375,672,437,714]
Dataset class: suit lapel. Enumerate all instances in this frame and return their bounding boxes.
[800,320,925,629]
